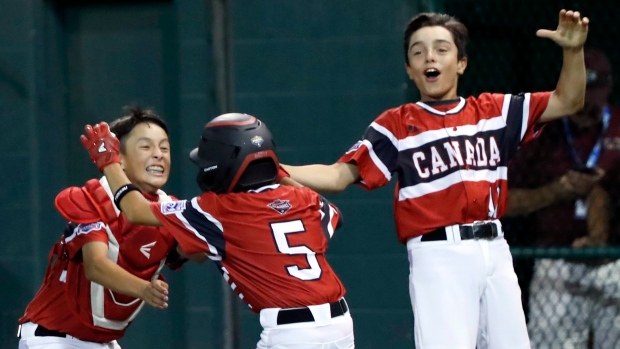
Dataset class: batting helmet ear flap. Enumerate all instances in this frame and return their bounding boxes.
[227,150,279,192]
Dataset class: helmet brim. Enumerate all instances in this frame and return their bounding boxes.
[189,147,200,164]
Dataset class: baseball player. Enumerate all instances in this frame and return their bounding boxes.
[281,9,589,349]
[79,113,355,349]
[18,108,187,349]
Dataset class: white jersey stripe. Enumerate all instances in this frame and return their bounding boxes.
[398,116,507,150]
[398,167,508,201]
[520,93,531,140]
[327,204,337,238]
[362,139,392,181]
[501,94,511,124]
[173,198,221,256]
[370,121,399,148]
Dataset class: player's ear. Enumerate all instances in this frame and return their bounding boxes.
[405,62,415,80]
[119,153,126,171]
[457,57,468,75]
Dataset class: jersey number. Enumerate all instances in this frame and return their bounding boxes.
[270,220,322,281]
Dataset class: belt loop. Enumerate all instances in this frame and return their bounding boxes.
[449,225,461,244]
[406,236,422,250]
[494,220,503,237]
[308,303,332,326]
[260,308,280,328]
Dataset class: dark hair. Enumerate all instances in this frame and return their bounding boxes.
[109,106,169,153]
[403,12,469,66]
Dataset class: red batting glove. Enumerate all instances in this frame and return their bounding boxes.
[80,122,121,172]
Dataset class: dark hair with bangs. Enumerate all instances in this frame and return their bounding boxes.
[403,12,469,66]
[109,106,169,153]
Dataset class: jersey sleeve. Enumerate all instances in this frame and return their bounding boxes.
[489,91,551,163]
[313,192,343,239]
[63,221,108,258]
[150,198,226,259]
[509,92,551,144]
[338,110,400,190]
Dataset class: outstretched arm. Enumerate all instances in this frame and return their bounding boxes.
[538,9,589,123]
[80,122,162,226]
[282,162,359,193]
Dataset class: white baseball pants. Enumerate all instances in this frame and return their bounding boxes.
[18,322,121,349]
[257,300,354,349]
[407,227,530,349]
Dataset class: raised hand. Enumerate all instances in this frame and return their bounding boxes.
[80,122,121,172]
[537,9,589,49]
[141,279,169,309]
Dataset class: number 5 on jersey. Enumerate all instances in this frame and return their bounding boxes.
[271,220,322,281]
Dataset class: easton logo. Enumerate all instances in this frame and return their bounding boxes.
[98,142,107,153]
[140,241,157,259]
[267,199,292,215]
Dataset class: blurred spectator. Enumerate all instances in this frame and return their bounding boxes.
[505,48,620,348]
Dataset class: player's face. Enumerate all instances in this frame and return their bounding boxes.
[120,122,171,194]
[405,26,467,101]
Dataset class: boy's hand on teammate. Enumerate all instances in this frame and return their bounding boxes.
[536,9,589,49]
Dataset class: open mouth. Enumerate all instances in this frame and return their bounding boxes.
[424,68,440,79]
[146,165,165,175]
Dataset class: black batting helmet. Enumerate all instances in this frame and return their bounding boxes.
[189,113,279,193]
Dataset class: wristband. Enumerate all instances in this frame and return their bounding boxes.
[113,184,141,211]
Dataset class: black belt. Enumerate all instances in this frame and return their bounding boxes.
[276,298,348,325]
[421,222,501,242]
[18,324,67,338]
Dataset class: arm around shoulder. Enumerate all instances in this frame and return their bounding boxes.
[282,162,359,193]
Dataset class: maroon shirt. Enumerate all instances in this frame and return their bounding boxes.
[508,106,620,247]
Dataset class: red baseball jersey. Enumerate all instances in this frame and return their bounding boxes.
[20,178,177,342]
[339,92,551,243]
[150,184,346,312]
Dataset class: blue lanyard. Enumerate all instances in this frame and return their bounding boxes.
[562,107,610,168]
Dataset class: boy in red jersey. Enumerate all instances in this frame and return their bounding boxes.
[18,108,186,349]
[80,113,354,349]
[281,9,589,349]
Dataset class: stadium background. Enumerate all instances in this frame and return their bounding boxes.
[1,0,618,348]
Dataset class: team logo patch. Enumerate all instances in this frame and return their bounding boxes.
[346,140,363,154]
[267,199,292,215]
[161,200,187,215]
[251,136,264,147]
[77,222,104,235]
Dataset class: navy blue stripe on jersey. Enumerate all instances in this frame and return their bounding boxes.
[63,222,78,238]
[364,123,399,180]
[397,127,506,187]
[503,93,526,161]
[178,198,226,259]
[318,196,341,239]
